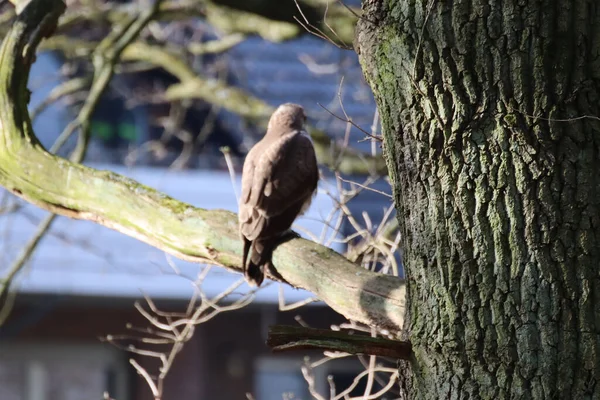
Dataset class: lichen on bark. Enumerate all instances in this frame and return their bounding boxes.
[357,0,600,398]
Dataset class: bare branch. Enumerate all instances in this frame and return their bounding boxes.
[0,214,56,324]
[30,76,90,120]
[130,358,160,398]
[267,325,411,359]
[188,33,245,54]
[293,0,353,51]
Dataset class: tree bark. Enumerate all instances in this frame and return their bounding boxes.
[356,0,600,399]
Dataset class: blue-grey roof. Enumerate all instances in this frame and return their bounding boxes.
[231,35,378,153]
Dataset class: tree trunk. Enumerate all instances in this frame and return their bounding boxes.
[356,1,600,398]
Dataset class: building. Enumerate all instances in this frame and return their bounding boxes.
[0,12,395,399]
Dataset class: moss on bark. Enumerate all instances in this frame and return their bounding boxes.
[357,0,600,398]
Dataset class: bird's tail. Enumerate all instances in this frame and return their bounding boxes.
[242,238,273,287]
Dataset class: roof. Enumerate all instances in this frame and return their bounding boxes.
[231,35,378,153]
[1,164,343,304]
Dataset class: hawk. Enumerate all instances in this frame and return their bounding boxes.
[239,103,319,286]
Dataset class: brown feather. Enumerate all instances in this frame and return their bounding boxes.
[238,104,319,286]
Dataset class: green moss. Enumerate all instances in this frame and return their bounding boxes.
[205,3,300,42]
[503,113,518,126]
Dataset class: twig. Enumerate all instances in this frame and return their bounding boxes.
[188,33,245,54]
[335,0,375,25]
[336,175,393,199]
[412,0,437,79]
[278,285,319,311]
[221,146,240,205]
[362,329,377,398]
[293,0,352,50]
[318,102,382,142]
[30,76,90,120]
[130,359,160,398]
[505,104,600,123]
[0,214,56,325]
[301,361,327,400]
[321,1,349,49]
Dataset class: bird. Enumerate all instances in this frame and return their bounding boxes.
[238,103,319,287]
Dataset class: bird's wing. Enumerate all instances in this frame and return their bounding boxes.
[240,144,259,205]
[251,131,318,214]
[239,131,318,239]
[239,144,260,236]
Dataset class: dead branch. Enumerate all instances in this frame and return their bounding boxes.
[267,325,411,360]
[104,271,254,400]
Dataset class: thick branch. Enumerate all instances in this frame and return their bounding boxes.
[209,0,357,45]
[0,0,405,334]
[204,2,300,42]
[56,1,300,42]
[267,325,411,359]
[2,0,358,45]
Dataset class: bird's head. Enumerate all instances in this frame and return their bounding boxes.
[267,103,307,132]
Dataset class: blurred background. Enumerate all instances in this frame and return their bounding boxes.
[0,0,402,398]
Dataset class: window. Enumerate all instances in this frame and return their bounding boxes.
[0,343,129,400]
[254,357,309,400]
